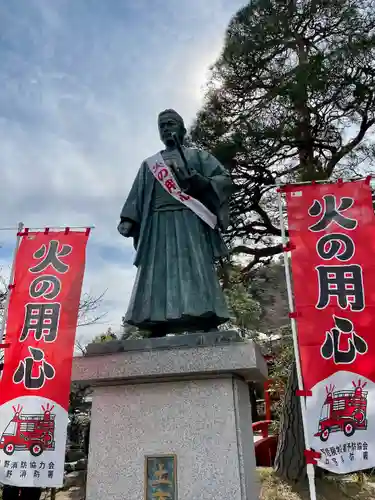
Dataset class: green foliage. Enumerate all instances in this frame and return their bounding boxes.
[224,265,262,336]
[191,0,375,266]
[267,326,294,421]
[68,383,91,448]
[248,259,289,332]
[270,333,294,384]
[120,316,149,339]
[221,258,290,332]
[92,327,118,343]
[89,322,148,345]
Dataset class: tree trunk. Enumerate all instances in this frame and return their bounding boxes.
[273,362,306,481]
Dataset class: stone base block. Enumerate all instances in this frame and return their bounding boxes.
[72,332,267,500]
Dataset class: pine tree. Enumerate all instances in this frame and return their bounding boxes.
[191,0,375,268]
[191,0,375,481]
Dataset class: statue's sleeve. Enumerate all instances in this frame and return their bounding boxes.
[119,163,146,244]
[194,150,236,230]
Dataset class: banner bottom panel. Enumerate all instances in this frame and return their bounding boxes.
[0,396,68,487]
[307,371,375,474]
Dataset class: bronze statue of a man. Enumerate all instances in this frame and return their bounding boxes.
[118,109,234,337]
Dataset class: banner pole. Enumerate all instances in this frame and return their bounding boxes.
[0,222,24,345]
[0,225,95,232]
[277,187,317,500]
[277,174,374,188]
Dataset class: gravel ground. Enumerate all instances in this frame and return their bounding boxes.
[55,487,84,500]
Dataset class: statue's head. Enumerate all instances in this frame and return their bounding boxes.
[158,109,186,147]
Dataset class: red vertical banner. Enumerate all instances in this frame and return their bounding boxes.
[284,180,375,474]
[0,230,89,487]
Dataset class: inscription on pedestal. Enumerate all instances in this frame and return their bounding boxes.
[145,455,177,500]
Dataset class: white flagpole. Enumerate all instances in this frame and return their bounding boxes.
[0,222,24,365]
[277,186,317,500]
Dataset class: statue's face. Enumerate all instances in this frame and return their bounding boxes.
[158,113,184,147]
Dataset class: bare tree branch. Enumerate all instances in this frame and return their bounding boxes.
[77,290,108,327]
[326,118,375,176]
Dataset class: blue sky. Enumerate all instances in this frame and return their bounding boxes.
[0,0,245,343]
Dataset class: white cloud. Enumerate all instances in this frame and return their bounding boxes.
[0,0,245,346]
[78,256,137,341]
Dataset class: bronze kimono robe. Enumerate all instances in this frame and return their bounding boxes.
[120,147,234,332]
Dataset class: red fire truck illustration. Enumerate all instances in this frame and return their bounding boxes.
[315,380,368,442]
[0,403,55,457]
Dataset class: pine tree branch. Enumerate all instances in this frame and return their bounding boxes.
[231,244,283,258]
[326,117,375,176]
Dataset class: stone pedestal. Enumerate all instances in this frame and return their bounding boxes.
[72,331,267,500]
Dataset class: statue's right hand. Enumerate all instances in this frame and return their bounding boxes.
[117,220,133,237]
